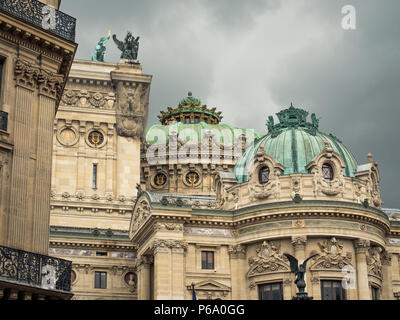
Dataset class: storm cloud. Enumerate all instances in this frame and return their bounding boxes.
[61,0,400,208]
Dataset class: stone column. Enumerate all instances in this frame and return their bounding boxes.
[381,252,393,300]
[137,256,152,300]
[171,245,186,300]
[31,94,56,254]
[152,239,187,300]
[228,245,246,299]
[354,239,370,300]
[291,236,307,262]
[283,278,293,300]
[8,85,33,251]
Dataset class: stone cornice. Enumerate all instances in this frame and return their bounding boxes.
[49,240,137,251]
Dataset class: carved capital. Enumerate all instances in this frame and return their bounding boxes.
[228,244,246,259]
[354,239,370,254]
[291,236,307,249]
[151,239,188,254]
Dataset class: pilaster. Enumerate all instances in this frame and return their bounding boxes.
[354,239,370,300]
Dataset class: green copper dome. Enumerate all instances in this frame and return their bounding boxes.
[234,104,359,183]
[146,121,260,145]
[147,92,261,144]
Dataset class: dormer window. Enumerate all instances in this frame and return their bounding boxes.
[322,163,334,181]
[259,166,270,184]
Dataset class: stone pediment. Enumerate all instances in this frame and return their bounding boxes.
[189,280,231,293]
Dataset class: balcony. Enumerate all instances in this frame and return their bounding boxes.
[0,245,72,299]
[0,0,76,42]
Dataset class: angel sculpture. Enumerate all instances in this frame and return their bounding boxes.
[113,31,140,60]
[284,253,318,299]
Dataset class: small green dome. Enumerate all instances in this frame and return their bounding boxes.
[146,121,260,145]
[234,104,359,183]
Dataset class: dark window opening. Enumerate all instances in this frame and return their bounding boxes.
[321,280,346,300]
[258,283,283,300]
[258,166,270,184]
[94,271,107,289]
[201,251,214,270]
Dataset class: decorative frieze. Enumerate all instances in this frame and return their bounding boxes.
[150,239,188,254]
[367,247,383,278]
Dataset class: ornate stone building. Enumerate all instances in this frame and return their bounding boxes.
[0,0,77,300]
[130,104,400,300]
[48,59,151,299]
[41,22,400,302]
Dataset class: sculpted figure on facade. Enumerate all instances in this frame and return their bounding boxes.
[367,247,383,278]
[307,141,346,197]
[114,81,150,138]
[247,147,284,201]
[310,237,352,270]
[247,241,290,276]
[130,198,151,236]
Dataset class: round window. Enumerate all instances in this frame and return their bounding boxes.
[185,171,200,186]
[88,130,104,147]
[258,166,270,184]
[154,173,167,187]
[322,163,334,181]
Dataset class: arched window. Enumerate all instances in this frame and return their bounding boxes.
[259,166,270,184]
[322,163,334,181]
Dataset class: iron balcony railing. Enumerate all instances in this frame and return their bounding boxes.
[0,245,72,292]
[0,110,7,131]
[0,0,76,42]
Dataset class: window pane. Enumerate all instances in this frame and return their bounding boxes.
[94,272,100,288]
[101,272,107,289]
[259,283,283,300]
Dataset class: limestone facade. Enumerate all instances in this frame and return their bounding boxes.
[49,59,151,299]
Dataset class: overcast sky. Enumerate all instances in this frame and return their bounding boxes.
[61,0,400,209]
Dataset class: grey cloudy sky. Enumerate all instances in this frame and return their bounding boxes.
[61,0,400,209]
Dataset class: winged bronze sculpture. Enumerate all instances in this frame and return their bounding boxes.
[113,31,140,60]
[284,253,318,300]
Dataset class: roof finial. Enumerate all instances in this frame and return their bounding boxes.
[188,91,192,97]
[290,102,294,108]
[367,153,373,163]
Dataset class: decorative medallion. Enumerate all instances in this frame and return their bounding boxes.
[88,130,105,148]
[185,171,200,187]
[57,126,79,147]
[154,172,167,187]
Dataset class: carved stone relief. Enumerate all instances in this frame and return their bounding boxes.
[247,241,290,277]
[310,237,352,270]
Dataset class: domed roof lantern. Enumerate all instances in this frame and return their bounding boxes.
[266,103,319,138]
[157,91,223,125]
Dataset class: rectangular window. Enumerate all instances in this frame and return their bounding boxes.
[258,282,283,300]
[321,280,346,300]
[201,251,214,270]
[92,163,97,189]
[94,271,107,289]
[96,252,107,257]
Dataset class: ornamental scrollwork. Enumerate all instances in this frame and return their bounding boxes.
[130,199,151,235]
[151,239,188,252]
[310,237,352,270]
[14,59,64,99]
[247,241,290,277]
